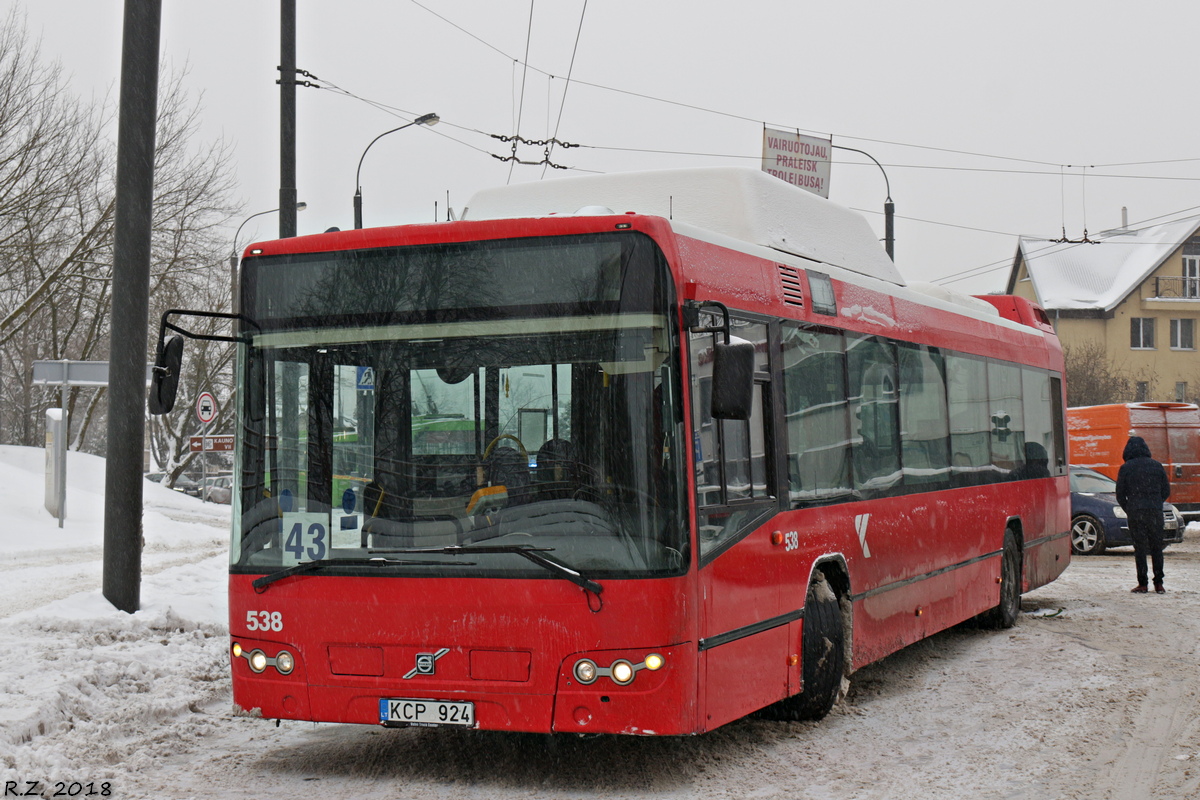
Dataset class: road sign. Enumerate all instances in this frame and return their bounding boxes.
[356,366,376,391]
[189,435,234,453]
[761,127,832,198]
[195,391,217,424]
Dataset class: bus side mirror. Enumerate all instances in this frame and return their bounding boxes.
[711,340,755,420]
[147,335,184,415]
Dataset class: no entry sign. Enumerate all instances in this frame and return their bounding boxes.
[195,391,217,424]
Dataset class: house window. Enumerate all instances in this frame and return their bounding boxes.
[1176,382,1189,403]
[1131,318,1155,349]
[1171,318,1195,350]
[1185,256,1200,298]
[1136,382,1150,401]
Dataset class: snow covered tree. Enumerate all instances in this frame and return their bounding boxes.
[0,13,241,485]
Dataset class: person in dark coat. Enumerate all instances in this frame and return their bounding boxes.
[1115,436,1171,593]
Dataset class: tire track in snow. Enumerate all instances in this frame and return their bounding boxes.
[1097,671,1197,798]
[0,541,225,618]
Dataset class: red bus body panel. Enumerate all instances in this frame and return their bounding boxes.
[231,573,698,735]
[231,207,1070,735]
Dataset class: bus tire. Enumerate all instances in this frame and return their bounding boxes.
[763,576,844,721]
[979,529,1021,630]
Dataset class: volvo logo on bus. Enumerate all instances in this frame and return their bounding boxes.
[404,647,450,679]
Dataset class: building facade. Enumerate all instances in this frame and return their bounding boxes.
[1007,216,1200,403]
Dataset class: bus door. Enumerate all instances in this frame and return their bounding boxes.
[690,318,788,727]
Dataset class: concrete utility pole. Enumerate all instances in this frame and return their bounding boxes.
[279,0,297,240]
[103,0,162,614]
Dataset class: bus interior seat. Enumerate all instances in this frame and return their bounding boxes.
[483,445,532,505]
[535,438,581,499]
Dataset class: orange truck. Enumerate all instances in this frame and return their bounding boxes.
[1067,402,1200,515]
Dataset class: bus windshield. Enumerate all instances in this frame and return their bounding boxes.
[233,232,687,580]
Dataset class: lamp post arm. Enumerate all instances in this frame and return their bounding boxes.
[233,208,279,256]
[832,144,890,200]
[832,143,894,261]
[355,120,417,193]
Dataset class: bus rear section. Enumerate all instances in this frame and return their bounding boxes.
[1068,402,1200,514]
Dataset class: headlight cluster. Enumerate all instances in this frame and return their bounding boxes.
[573,653,665,686]
[1113,507,1127,519]
[232,642,295,675]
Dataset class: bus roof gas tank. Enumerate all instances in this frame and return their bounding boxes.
[464,167,903,286]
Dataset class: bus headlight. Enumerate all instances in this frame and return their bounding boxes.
[274,650,295,674]
[248,649,268,673]
[574,659,598,684]
[609,660,635,685]
[572,653,667,686]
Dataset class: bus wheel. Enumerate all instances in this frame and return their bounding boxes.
[762,575,845,721]
[979,529,1021,630]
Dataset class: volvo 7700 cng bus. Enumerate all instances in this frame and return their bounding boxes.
[151,167,1070,735]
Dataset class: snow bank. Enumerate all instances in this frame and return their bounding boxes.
[0,446,230,787]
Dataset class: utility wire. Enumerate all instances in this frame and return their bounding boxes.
[543,0,588,178]
[403,0,1078,170]
[935,207,1200,286]
[508,1,536,184]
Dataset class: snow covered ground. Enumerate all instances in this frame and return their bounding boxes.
[2,444,1199,799]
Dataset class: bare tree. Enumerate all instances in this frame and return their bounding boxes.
[1062,340,1153,407]
[0,14,242,480]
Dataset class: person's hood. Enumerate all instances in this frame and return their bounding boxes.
[1123,436,1152,461]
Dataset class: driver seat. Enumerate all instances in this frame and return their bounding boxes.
[482,445,531,506]
[535,438,581,500]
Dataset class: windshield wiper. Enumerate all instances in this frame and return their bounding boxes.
[252,556,475,593]
[370,544,604,597]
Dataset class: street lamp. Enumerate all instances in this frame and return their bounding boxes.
[832,144,894,262]
[229,202,307,312]
[353,112,439,230]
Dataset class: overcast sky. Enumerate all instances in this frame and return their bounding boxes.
[7,0,1200,294]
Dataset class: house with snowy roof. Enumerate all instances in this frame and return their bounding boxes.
[1005,212,1200,403]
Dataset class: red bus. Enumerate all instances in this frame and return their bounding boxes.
[153,167,1069,735]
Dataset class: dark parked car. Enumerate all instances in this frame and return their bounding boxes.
[1069,466,1183,555]
[144,471,201,496]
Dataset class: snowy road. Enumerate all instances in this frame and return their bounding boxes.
[2,446,1200,799]
[113,545,1200,800]
[55,550,1200,800]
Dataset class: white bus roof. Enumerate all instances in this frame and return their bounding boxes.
[464,167,905,286]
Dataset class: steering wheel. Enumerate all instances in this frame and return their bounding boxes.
[483,433,528,461]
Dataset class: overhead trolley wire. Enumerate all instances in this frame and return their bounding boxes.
[403,0,1084,171]
[543,0,589,178]
[933,206,1200,287]
[507,1,537,183]
[401,0,1200,184]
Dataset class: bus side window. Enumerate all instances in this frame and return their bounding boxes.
[898,345,951,489]
[947,354,990,486]
[690,318,773,557]
[781,326,852,507]
[988,361,1025,475]
[848,335,901,495]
